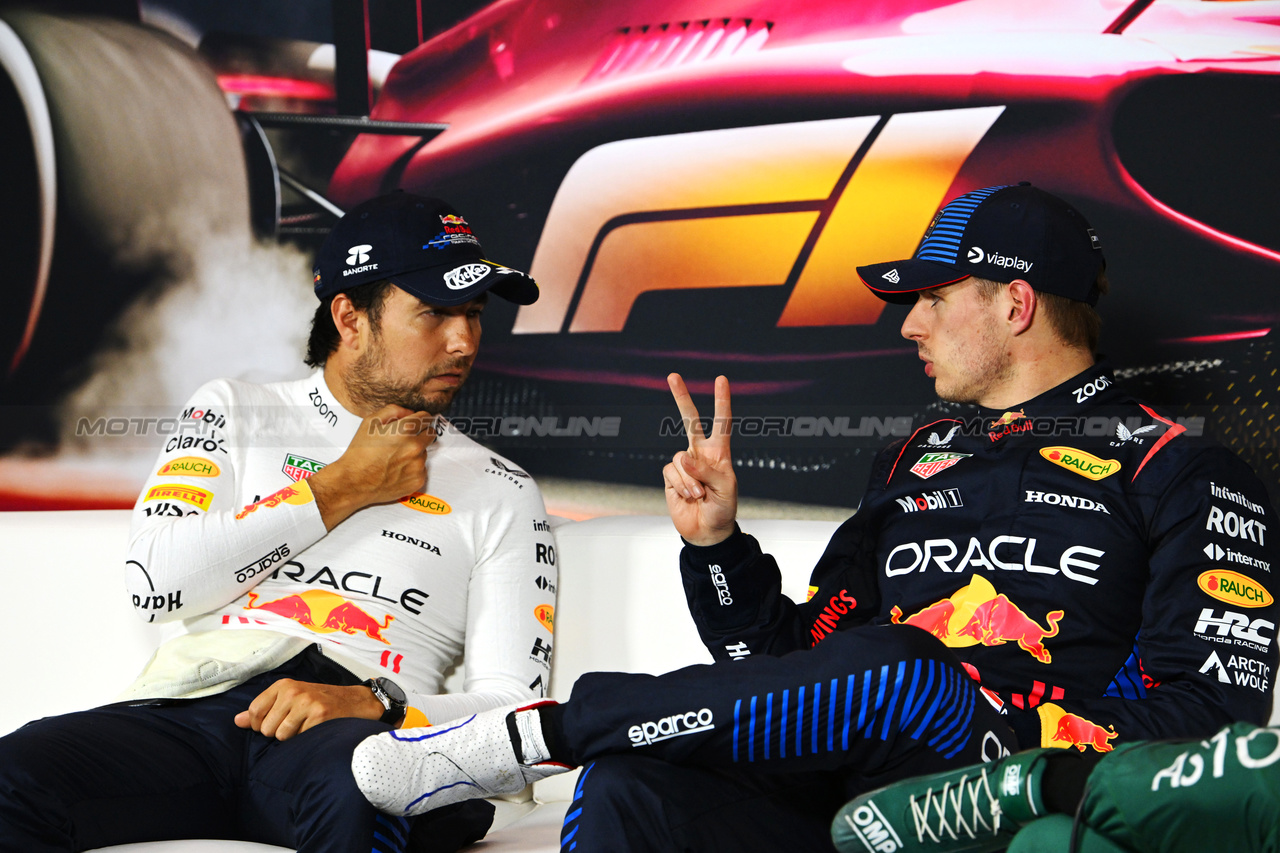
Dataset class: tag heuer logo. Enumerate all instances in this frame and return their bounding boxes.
[910,452,970,480]
[882,269,900,284]
[283,453,326,482]
[443,263,492,290]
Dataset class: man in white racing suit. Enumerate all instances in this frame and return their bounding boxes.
[0,192,554,853]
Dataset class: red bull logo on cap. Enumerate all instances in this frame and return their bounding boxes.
[439,214,468,226]
[889,575,1063,663]
[1040,703,1118,753]
[244,589,394,644]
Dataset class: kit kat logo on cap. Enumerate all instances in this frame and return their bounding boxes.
[443,263,491,290]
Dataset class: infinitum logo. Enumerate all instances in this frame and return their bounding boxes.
[346,244,372,265]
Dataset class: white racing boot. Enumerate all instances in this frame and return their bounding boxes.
[352,700,573,816]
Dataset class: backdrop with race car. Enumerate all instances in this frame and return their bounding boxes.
[1,0,1276,510]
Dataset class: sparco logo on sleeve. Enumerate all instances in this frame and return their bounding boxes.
[709,563,733,605]
[628,708,714,746]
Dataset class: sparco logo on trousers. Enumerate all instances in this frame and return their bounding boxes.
[628,708,714,746]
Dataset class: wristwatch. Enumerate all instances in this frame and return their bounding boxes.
[364,677,408,725]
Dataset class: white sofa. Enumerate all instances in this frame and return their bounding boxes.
[0,511,839,851]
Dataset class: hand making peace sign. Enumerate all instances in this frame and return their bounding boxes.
[663,373,739,547]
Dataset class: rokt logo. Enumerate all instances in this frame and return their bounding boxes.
[628,708,715,747]
[1206,505,1268,546]
[346,244,372,265]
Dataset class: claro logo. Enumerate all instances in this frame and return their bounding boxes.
[513,106,1005,333]
[628,708,715,746]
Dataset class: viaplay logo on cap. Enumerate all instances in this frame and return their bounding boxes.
[444,263,491,290]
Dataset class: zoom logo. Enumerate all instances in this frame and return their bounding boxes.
[627,708,715,746]
[346,244,372,265]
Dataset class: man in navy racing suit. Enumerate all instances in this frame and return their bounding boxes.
[352,183,1279,852]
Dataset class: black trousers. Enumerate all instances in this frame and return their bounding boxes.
[0,645,490,853]
[553,624,1018,852]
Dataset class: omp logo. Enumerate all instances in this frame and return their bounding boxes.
[628,708,714,746]
[967,246,983,263]
[841,801,902,853]
[444,263,491,289]
[514,107,1005,333]
[1000,764,1022,797]
[346,244,372,265]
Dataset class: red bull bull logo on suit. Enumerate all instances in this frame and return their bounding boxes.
[1039,702,1118,753]
[889,575,1063,663]
[244,589,394,644]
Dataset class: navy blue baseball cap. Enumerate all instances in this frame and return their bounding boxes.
[858,182,1105,305]
[313,192,539,306]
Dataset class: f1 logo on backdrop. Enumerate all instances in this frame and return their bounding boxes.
[513,106,1005,334]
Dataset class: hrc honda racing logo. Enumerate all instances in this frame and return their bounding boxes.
[628,708,715,747]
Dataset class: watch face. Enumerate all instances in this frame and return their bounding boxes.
[376,677,407,706]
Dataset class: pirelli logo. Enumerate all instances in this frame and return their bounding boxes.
[514,106,1005,334]
[144,484,213,511]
